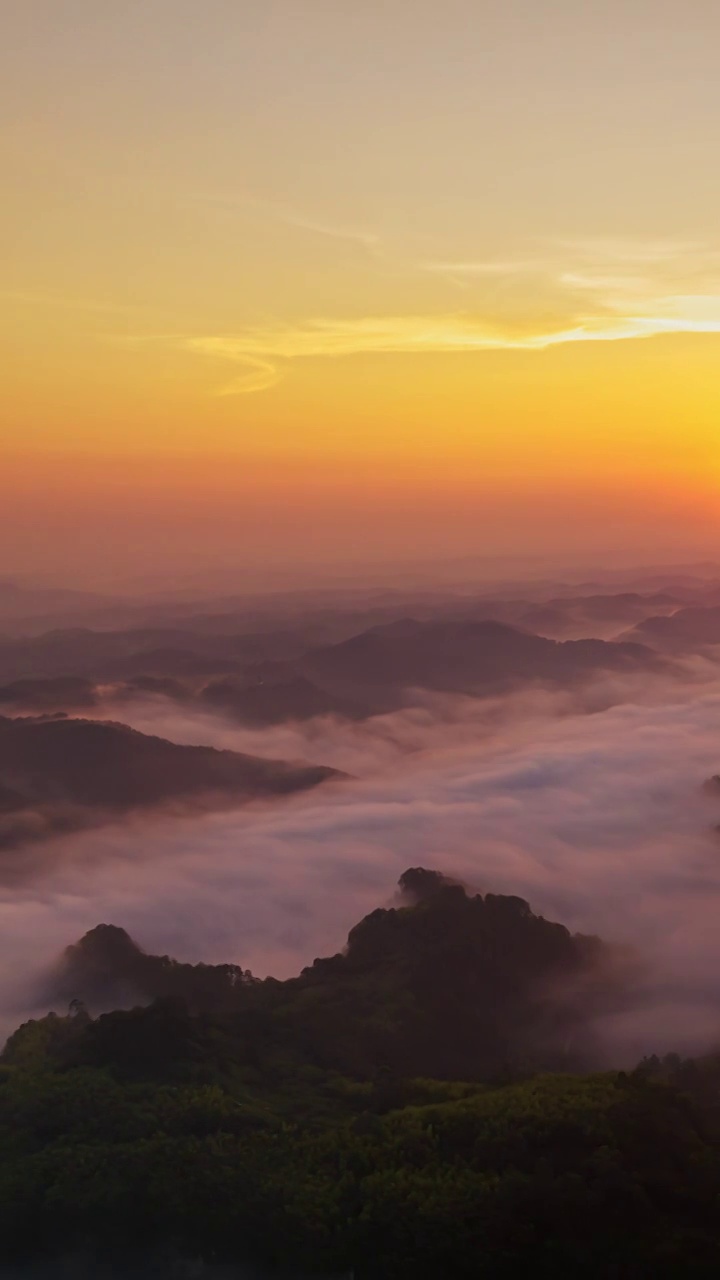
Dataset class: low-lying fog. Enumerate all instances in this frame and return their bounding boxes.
[4,663,720,1065]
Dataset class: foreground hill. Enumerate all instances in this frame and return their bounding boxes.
[0,714,342,850]
[45,868,629,1081]
[2,869,720,1277]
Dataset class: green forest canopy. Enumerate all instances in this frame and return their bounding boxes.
[2,868,720,1278]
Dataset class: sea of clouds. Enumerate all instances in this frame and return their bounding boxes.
[3,668,720,1062]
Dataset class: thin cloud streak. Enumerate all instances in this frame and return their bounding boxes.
[278,212,381,253]
[183,302,720,393]
[551,237,710,265]
[214,355,282,395]
[421,260,540,276]
[195,192,381,254]
[106,233,720,393]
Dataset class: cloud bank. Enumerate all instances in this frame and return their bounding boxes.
[4,675,720,1063]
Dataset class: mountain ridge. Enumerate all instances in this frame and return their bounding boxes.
[0,713,344,852]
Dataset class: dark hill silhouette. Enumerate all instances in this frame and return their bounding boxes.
[295,618,660,705]
[0,626,310,684]
[198,619,662,725]
[51,923,257,1014]
[621,605,720,652]
[13,872,715,1279]
[201,672,365,724]
[0,675,98,710]
[0,606,667,725]
[515,591,681,638]
[0,714,343,851]
[44,868,631,1082]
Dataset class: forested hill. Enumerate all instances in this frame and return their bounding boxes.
[2,870,719,1278]
[41,867,629,1080]
[0,714,343,850]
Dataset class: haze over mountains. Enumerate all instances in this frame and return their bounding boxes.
[0,590,687,729]
[2,566,720,859]
[9,0,720,1266]
[622,604,720,652]
[3,568,720,1276]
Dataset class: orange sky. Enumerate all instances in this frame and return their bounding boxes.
[3,2,720,585]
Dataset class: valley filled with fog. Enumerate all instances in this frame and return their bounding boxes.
[3,565,720,1066]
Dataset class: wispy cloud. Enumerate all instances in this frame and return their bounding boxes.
[277,211,381,253]
[551,237,708,266]
[558,272,652,294]
[107,234,720,394]
[212,354,282,395]
[196,193,381,255]
[183,296,720,392]
[421,259,541,277]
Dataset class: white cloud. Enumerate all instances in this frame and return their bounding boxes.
[6,674,720,1063]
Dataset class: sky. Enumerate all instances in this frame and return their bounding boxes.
[3,0,720,585]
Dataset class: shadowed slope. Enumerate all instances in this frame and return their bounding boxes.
[0,714,344,851]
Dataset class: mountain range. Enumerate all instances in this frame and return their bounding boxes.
[0,616,666,726]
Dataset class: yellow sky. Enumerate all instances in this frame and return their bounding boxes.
[2,1,720,582]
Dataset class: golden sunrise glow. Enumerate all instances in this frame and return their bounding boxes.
[2,1,720,581]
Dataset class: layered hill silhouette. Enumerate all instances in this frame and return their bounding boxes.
[622,604,720,652]
[0,606,670,727]
[300,618,655,690]
[0,714,342,851]
[200,619,661,724]
[0,626,289,682]
[43,867,629,1081]
[514,590,682,638]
